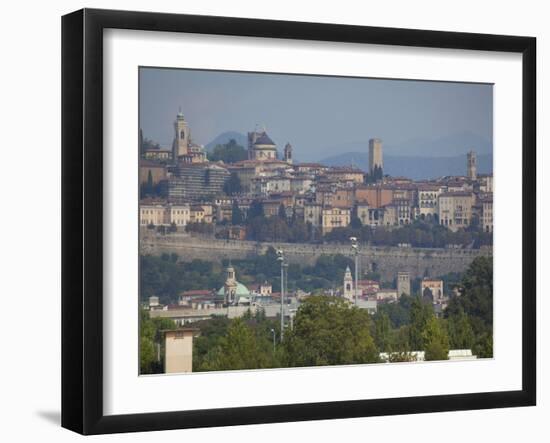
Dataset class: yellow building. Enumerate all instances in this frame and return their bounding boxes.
[190,205,206,223]
[168,204,190,227]
[438,192,474,232]
[143,148,172,161]
[324,166,365,184]
[480,195,493,233]
[140,204,168,226]
[164,329,198,373]
[418,185,441,220]
[322,207,351,234]
[140,203,190,227]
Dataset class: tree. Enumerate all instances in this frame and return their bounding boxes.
[223,172,242,196]
[208,139,247,163]
[284,296,379,367]
[141,170,154,197]
[198,318,274,371]
[447,307,475,349]
[350,215,362,229]
[231,201,244,225]
[387,326,416,362]
[248,200,264,219]
[139,307,176,374]
[445,256,493,358]
[278,203,287,221]
[374,312,392,352]
[422,316,450,361]
[409,297,433,350]
[377,294,412,328]
[422,287,434,304]
[140,134,161,154]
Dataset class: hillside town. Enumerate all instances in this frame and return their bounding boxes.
[140,111,493,238]
[139,110,494,374]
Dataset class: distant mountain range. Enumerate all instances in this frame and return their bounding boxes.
[205,130,493,180]
[316,132,492,159]
[320,152,493,180]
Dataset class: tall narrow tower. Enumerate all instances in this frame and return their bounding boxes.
[343,266,354,301]
[223,264,237,305]
[467,150,477,180]
[397,271,411,297]
[173,110,190,160]
[368,138,383,176]
[284,142,293,164]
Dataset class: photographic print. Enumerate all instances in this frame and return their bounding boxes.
[138,67,494,375]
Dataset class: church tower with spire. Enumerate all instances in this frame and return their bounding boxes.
[223,263,238,305]
[343,266,354,301]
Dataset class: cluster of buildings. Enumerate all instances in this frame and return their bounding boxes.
[147,260,451,329]
[147,263,300,326]
[140,111,493,236]
[343,268,449,314]
[155,263,468,374]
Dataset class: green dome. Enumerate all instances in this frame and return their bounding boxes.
[217,282,251,297]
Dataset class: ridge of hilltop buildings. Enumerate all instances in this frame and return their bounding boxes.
[140,110,494,236]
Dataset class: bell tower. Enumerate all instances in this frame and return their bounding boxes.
[173,110,190,160]
[467,150,477,180]
[224,264,238,305]
[343,266,354,301]
[284,142,293,164]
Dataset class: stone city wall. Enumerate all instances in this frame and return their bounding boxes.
[140,231,492,282]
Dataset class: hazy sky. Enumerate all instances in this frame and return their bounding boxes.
[139,67,493,161]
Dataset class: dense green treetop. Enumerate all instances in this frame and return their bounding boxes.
[283,296,379,367]
[207,139,247,163]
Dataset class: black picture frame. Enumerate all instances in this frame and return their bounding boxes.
[62,8,536,435]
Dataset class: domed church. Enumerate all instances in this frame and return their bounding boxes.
[247,129,277,160]
[217,264,252,306]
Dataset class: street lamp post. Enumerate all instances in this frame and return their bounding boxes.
[270,328,276,352]
[350,237,359,306]
[277,249,285,342]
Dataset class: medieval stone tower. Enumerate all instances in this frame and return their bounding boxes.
[397,271,411,297]
[343,266,354,301]
[368,138,383,175]
[467,150,477,180]
[173,110,190,160]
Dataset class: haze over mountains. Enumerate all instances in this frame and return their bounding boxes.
[205,130,493,181]
[320,152,493,180]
